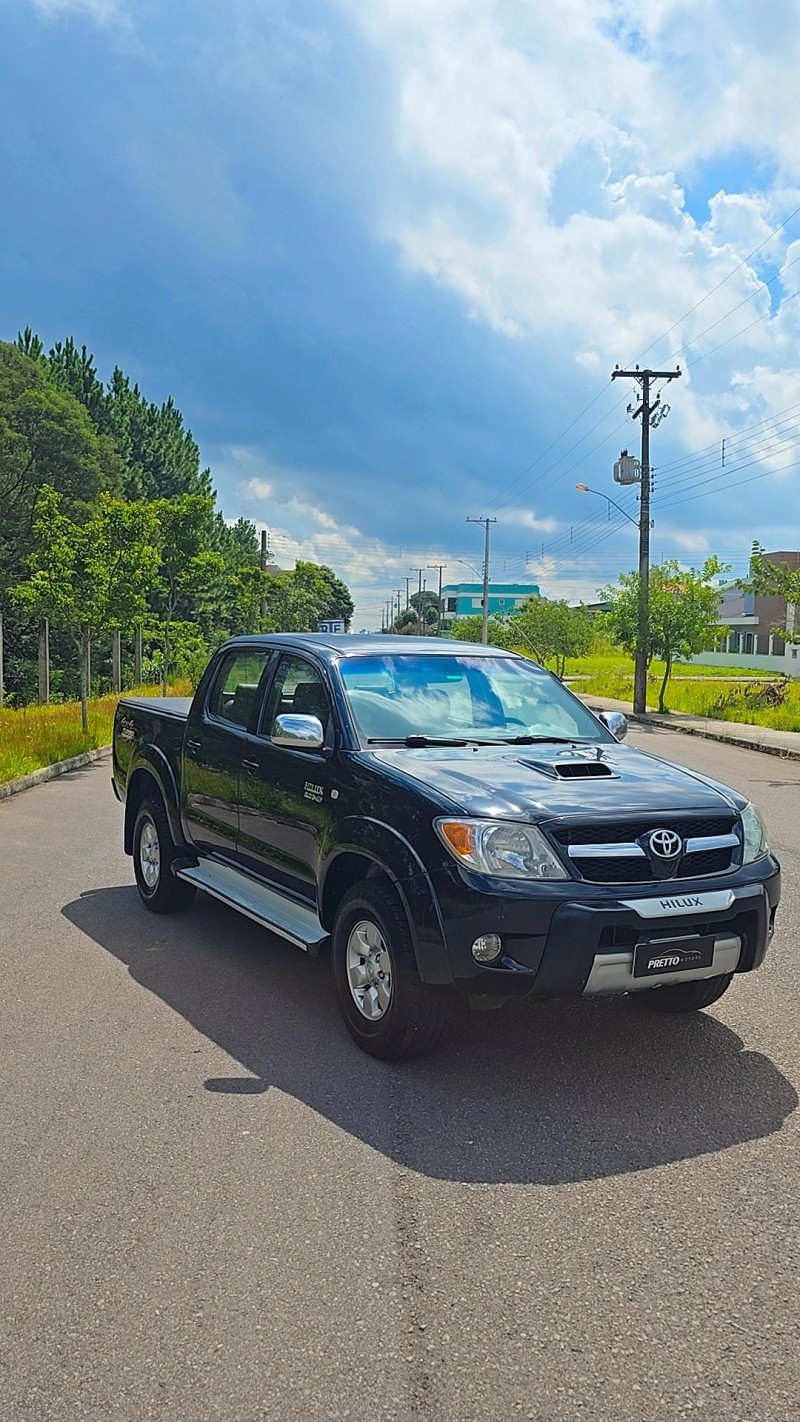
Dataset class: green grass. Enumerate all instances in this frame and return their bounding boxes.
[0,683,191,785]
[561,652,800,731]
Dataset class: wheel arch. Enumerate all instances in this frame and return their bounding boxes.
[123,751,182,855]
[320,820,453,985]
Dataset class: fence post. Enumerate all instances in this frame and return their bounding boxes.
[0,611,4,708]
[134,625,142,685]
[38,618,50,704]
[86,633,91,696]
[112,630,122,693]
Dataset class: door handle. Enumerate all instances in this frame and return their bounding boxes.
[186,738,202,755]
[241,758,260,775]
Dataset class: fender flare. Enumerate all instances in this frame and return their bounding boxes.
[123,748,184,854]
[321,817,452,985]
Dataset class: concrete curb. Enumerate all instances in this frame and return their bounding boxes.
[580,701,800,763]
[0,744,112,802]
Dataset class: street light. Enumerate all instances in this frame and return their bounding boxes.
[575,484,639,528]
[456,558,483,579]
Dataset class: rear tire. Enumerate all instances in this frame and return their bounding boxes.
[638,972,734,1014]
[332,881,451,1060]
[132,797,196,914]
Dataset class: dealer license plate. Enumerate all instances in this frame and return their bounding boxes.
[633,934,716,979]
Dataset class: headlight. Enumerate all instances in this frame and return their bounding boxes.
[741,802,769,863]
[435,818,568,880]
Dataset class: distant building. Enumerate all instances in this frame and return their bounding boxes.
[695,550,800,677]
[440,582,539,623]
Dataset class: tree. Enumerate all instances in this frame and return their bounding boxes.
[391,589,439,634]
[151,495,223,694]
[745,545,800,643]
[314,564,355,629]
[510,597,594,677]
[106,369,213,502]
[603,558,727,711]
[0,342,111,595]
[211,516,267,638]
[446,615,515,648]
[13,486,159,731]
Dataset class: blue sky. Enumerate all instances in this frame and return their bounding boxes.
[3,0,800,625]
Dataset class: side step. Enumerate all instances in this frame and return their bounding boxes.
[176,859,329,954]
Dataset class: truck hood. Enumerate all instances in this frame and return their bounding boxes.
[366,741,744,822]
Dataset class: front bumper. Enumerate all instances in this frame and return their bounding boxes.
[430,857,781,998]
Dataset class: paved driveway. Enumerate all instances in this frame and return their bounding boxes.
[1,727,798,1420]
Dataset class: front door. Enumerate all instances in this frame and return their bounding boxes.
[237,653,335,901]
[182,646,273,858]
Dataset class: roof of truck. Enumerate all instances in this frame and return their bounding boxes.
[222,633,523,659]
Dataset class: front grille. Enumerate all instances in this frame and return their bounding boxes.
[599,911,757,956]
[553,816,733,846]
[551,815,738,884]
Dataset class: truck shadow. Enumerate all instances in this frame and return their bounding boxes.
[63,885,797,1187]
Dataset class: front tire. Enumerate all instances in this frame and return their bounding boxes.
[638,972,734,1014]
[132,797,196,914]
[332,881,451,1060]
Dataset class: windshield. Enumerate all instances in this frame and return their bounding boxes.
[338,653,605,744]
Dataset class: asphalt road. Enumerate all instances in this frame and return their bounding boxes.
[1,726,799,1421]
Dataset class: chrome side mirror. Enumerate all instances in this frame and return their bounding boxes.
[598,710,628,741]
[271,713,325,749]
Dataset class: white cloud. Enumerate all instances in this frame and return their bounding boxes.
[221,445,541,625]
[338,0,800,479]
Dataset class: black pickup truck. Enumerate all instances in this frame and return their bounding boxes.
[112,634,780,1058]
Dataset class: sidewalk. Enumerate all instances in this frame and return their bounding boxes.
[579,694,800,762]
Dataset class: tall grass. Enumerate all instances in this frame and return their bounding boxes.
[563,653,800,731]
[0,683,191,785]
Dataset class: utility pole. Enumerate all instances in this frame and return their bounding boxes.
[428,563,446,637]
[409,568,425,635]
[405,577,411,610]
[260,529,269,629]
[611,365,681,714]
[466,517,497,644]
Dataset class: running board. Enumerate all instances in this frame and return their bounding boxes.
[175,859,328,954]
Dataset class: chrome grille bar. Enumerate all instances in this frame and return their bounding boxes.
[567,832,739,860]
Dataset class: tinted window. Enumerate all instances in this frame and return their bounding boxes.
[260,655,331,741]
[339,654,603,742]
[208,650,272,729]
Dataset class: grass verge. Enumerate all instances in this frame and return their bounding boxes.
[0,684,191,785]
[564,654,800,731]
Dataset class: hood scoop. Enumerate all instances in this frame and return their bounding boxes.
[519,754,617,781]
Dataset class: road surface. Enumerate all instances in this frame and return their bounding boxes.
[1,725,798,1421]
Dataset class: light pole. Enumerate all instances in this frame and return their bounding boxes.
[575,484,639,528]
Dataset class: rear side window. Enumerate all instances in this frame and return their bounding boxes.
[208,650,272,729]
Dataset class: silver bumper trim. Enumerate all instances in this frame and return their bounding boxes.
[583,934,742,995]
[619,889,736,918]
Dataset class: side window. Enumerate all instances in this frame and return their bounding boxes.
[208,650,272,729]
[260,655,331,742]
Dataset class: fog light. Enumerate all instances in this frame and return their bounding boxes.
[471,933,502,964]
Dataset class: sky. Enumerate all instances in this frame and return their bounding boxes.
[2,0,800,628]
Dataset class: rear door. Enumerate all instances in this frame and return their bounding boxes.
[237,653,336,900]
[182,646,274,858]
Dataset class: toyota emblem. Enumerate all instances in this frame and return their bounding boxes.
[648,828,683,860]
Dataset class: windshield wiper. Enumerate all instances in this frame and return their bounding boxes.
[496,735,593,745]
[367,735,493,747]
